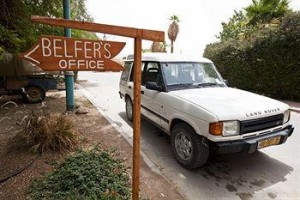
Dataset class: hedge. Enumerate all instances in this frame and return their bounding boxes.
[204,12,300,101]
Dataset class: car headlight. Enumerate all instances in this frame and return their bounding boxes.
[209,121,240,136]
[283,110,290,124]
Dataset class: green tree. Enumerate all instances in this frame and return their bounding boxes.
[69,0,97,40]
[0,0,33,54]
[168,15,180,53]
[0,0,96,55]
[205,11,300,101]
[245,0,290,25]
[217,10,253,41]
[217,0,290,41]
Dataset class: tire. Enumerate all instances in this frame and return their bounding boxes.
[171,123,209,169]
[125,97,133,121]
[22,85,45,103]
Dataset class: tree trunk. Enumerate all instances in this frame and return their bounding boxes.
[171,40,174,53]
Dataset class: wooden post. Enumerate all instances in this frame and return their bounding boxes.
[27,16,165,200]
[132,30,142,200]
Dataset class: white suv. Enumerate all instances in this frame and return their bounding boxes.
[119,53,294,169]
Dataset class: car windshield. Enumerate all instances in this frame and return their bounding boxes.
[161,62,226,89]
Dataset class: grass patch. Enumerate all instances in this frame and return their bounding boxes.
[16,111,79,153]
[29,146,131,199]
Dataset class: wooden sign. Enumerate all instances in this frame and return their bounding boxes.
[21,35,126,71]
[29,15,165,200]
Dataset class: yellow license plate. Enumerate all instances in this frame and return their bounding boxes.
[258,136,281,149]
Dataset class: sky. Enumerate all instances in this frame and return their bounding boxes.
[86,0,300,58]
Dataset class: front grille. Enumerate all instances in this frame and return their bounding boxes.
[240,114,284,134]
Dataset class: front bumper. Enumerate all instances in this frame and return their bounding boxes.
[212,125,294,154]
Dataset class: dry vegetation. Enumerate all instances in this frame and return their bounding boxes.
[16,111,79,153]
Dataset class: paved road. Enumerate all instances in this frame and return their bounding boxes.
[78,72,300,200]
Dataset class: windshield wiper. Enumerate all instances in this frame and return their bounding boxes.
[168,82,225,88]
[167,83,194,87]
[196,82,225,87]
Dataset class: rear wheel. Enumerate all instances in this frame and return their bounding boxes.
[171,123,209,169]
[125,97,133,121]
[22,85,45,103]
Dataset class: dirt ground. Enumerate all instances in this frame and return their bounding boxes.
[0,90,184,199]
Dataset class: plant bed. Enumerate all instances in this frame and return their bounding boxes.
[0,91,184,200]
[30,147,130,199]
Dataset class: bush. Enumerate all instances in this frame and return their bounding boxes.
[17,111,79,153]
[204,11,300,101]
[29,147,131,200]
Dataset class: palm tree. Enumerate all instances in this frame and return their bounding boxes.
[168,15,180,53]
[245,0,290,25]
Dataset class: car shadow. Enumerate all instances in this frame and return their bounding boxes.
[118,111,293,199]
[192,152,293,199]
[118,112,131,125]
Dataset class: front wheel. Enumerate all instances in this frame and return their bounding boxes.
[171,123,209,169]
[125,97,133,121]
[22,85,45,103]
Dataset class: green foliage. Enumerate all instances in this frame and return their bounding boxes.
[0,0,33,53]
[0,0,97,55]
[217,0,290,41]
[30,147,131,200]
[204,12,300,101]
[218,10,256,41]
[169,15,180,23]
[245,0,290,25]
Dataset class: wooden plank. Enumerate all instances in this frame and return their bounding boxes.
[20,35,125,71]
[132,31,142,200]
[31,15,165,42]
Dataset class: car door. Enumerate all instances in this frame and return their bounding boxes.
[141,62,163,126]
[120,61,145,101]
[119,61,132,99]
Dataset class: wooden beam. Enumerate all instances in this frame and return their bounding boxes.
[132,31,142,200]
[31,15,165,42]
[28,15,165,199]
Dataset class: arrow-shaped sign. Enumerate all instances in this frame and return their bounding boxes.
[20,35,126,71]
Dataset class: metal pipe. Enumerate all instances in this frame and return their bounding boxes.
[63,0,75,111]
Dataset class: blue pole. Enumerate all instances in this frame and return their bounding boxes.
[63,0,75,111]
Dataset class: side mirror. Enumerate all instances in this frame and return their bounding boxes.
[145,82,162,91]
[224,79,229,86]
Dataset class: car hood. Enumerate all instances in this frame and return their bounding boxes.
[169,87,289,121]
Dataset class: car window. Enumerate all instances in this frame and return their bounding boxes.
[202,63,219,79]
[162,63,195,85]
[161,62,225,88]
[121,62,132,81]
[129,62,145,82]
[142,62,162,86]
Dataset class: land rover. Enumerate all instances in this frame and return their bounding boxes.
[119,53,294,169]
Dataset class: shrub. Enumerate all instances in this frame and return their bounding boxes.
[17,111,79,153]
[29,147,131,200]
[204,11,300,101]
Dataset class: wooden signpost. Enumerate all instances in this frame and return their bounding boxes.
[23,15,164,200]
[21,35,125,71]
